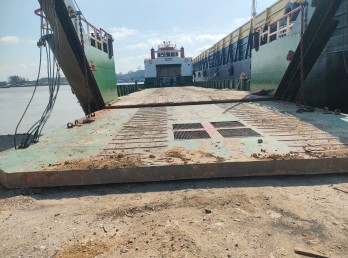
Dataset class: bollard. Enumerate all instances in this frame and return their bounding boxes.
[240,79,247,90]
[239,73,248,91]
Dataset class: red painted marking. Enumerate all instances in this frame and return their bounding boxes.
[202,122,224,139]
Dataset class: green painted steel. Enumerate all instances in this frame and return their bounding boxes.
[85,45,118,104]
[250,34,300,95]
[116,84,141,96]
[192,78,249,90]
[144,77,156,88]
[181,76,193,86]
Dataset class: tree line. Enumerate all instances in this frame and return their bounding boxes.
[2,70,145,87]
[117,70,145,83]
[1,75,68,87]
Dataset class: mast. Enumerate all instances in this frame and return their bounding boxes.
[251,0,257,29]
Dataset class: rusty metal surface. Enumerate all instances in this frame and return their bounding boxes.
[109,86,271,109]
[102,107,168,157]
[1,158,348,188]
[219,102,348,155]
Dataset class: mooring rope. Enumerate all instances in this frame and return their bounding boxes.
[14,0,61,149]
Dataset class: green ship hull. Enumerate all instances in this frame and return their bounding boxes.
[84,45,118,105]
[39,0,118,115]
[251,34,300,95]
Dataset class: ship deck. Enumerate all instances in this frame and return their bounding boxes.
[1,86,348,188]
[110,86,262,108]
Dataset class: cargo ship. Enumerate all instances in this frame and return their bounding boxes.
[1,0,348,192]
[36,0,118,115]
[144,41,193,87]
[193,0,348,113]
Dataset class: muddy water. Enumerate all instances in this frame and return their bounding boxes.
[0,85,85,135]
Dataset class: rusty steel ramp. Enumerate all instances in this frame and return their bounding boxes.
[1,88,348,188]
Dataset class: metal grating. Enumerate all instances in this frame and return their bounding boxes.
[174,130,211,140]
[211,121,244,128]
[173,123,204,130]
[218,128,261,138]
[104,107,168,156]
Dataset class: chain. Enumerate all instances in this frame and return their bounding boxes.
[78,13,91,117]
[299,6,305,105]
[304,4,308,29]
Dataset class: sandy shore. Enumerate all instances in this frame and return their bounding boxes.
[1,174,348,258]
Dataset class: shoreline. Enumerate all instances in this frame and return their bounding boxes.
[0,82,144,89]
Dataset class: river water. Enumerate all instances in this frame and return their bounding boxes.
[0,85,85,135]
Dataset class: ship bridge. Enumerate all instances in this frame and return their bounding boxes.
[156,41,180,58]
[144,41,193,87]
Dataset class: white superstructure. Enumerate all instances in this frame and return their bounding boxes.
[144,41,193,87]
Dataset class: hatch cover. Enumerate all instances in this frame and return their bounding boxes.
[211,121,244,128]
[174,130,211,140]
[218,128,260,138]
[173,123,204,130]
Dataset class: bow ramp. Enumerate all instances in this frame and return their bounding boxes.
[37,0,118,115]
[1,87,348,188]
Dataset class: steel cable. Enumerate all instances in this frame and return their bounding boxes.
[14,0,61,149]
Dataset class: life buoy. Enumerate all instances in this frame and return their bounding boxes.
[184,58,188,62]
[148,60,152,64]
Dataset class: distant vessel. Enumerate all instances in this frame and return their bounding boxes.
[144,41,193,87]
[36,0,118,114]
[193,0,348,112]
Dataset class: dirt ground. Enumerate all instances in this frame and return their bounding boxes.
[46,148,225,171]
[1,174,348,258]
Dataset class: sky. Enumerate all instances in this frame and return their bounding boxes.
[0,0,276,81]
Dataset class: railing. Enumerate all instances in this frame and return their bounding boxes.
[79,16,112,54]
[117,83,142,97]
[193,79,250,91]
[34,8,51,33]
[34,7,113,55]
[257,5,303,46]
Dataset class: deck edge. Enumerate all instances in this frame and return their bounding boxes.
[1,158,348,188]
